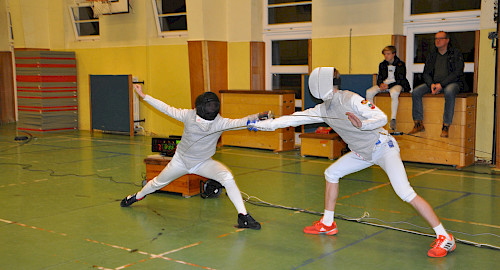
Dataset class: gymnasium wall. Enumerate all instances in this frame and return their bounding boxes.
[4,0,499,161]
[227,42,251,90]
[73,45,191,137]
[476,29,497,159]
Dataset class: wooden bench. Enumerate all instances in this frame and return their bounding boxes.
[373,92,477,168]
[220,90,296,152]
[299,133,347,160]
[144,155,206,198]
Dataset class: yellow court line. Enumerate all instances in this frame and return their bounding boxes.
[339,168,437,201]
[439,217,500,230]
[336,202,500,230]
[338,183,391,201]
[427,171,500,181]
[218,149,500,179]
[217,228,245,238]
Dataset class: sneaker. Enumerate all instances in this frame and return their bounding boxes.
[408,120,425,135]
[237,213,261,230]
[389,119,397,130]
[120,193,145,207]
[440,124,449,138]
[303,219,338,235]
[428,234,456,258]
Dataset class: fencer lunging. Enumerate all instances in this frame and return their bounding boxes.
[249,67,456,257]
[121,84,261,230]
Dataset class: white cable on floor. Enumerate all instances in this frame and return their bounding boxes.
[240,191,500,250]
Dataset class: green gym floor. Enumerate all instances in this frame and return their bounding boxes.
[0,123,499,270]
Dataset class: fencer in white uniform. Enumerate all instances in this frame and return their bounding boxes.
[121,84,261,230]
[249,67,456,257]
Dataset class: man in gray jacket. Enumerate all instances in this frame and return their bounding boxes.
[121,84,262,230]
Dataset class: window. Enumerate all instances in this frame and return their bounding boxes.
[272,39,308,66]
[404,0,480,92]
[265,36,309,99]
[270,39,309,100]
[152,0,187,37]
[264,0,312,31]
[268,0,312,25]
[69,4,100,39]
[404,0,480,22]
[411,0,481,15]
[413,31,476,64]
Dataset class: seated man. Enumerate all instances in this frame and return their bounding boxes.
[409,31,466,137]
[365,45,410,130]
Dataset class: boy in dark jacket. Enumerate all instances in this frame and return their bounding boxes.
[365,46,410,130]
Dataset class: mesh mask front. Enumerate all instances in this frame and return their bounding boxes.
[195,92,220,120]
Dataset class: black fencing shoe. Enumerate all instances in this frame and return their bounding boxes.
[237,213,261,230]
[120,193,145,207]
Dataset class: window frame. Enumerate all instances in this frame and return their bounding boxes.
[264,32,310,108]
[151,0,188,38]
[68,3,100,41]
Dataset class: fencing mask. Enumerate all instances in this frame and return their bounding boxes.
[309,67,340,100]
[195,92,220,121]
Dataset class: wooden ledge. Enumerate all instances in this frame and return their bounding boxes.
[220,90,295,95]
[375,92,477,98]
[299,133,340,140]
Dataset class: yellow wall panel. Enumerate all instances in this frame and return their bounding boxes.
[227,42,250,90]
[475,29,497,160]
[313,0,401,38]
[312,35,392,74]
[75,45,190,137]
[146,45,191,137]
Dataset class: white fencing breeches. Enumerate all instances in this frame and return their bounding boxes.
[324,135,417,202]
[137,157,247,214]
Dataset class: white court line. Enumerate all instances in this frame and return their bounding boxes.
[155,241,202,257]
[0,217,67,236]
[86,238,216,270]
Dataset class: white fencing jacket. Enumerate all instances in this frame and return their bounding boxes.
[144,95,255,168]
[254,90,388,160]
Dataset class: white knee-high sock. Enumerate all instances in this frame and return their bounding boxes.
[433,223,451,239]
[224,180,247,215]
[322,210,335,226]
[391,97,399,120]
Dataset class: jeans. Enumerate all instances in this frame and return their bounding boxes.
[411,83,460,125]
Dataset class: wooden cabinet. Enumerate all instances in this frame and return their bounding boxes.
[220,90,296,152]
[144,155,206,198]
[299,133,346,160]
[374,92,477,168]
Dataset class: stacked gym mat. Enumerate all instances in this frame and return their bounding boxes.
[15,50,78,132]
